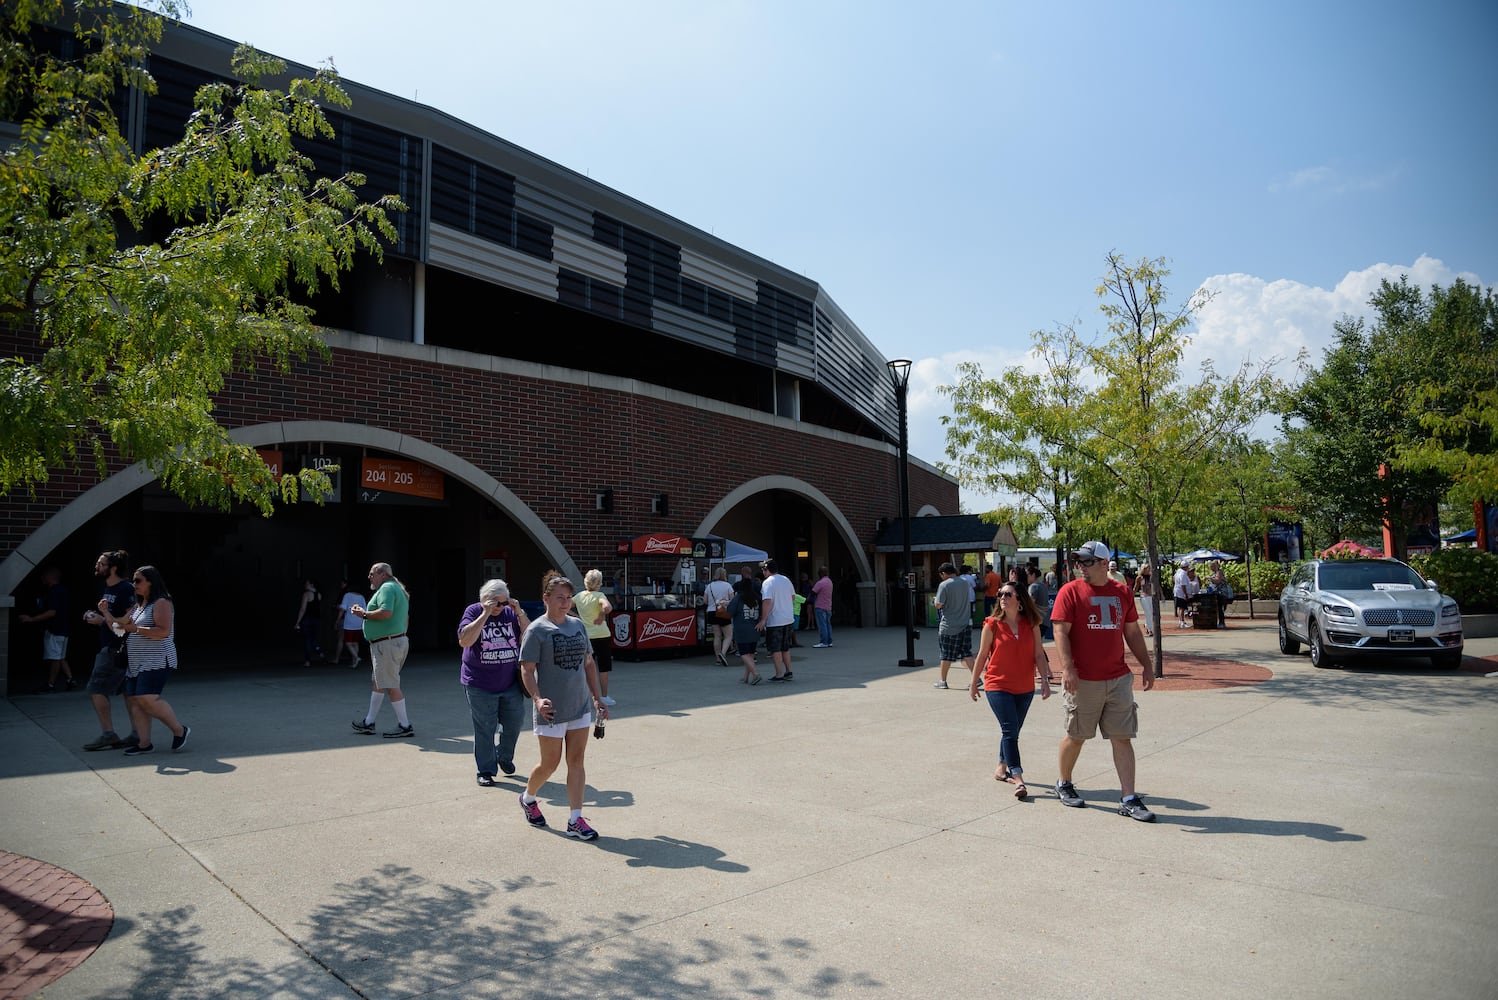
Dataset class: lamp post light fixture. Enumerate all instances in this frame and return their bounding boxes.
[887,359,923,668]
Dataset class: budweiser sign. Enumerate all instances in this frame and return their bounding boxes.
[642,535,687,555]
[639,616,694,643]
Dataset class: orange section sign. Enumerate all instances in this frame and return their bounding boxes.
[360,457,444,501]
[256,449,283,478]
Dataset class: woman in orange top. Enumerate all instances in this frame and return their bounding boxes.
[969,581,1053,799]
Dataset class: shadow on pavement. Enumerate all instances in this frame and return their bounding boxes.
[1228,666,1498,714]
[108,864,878,998]
[593,835,750,872]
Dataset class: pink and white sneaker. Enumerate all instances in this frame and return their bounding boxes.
[565,816,599,841]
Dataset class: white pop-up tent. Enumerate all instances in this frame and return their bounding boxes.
[706,537,768,566]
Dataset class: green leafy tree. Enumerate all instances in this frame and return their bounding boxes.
[1282,277,1491,555]
[946,253,1281,675]
[941,329,1098,574]
[1,0,401,514]
[1391,279,1498,509]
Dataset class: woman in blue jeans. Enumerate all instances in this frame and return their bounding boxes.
[968,581,1052,799]
[456,579,530,786]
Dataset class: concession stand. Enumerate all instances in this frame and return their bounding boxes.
[610,534,725,659]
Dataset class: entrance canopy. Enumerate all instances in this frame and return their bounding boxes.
[873,515,1014,555]
[702,536,768,564]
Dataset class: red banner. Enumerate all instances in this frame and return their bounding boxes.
[618,534,694,556]
[613,608,698,650]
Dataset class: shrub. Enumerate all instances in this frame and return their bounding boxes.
[1222,560,1293,603]
[1408,548,1498,614]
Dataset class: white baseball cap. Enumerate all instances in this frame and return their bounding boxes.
[1075,540,1111,561]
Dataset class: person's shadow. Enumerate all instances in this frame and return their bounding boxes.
[594,835,750,871]
[1145,796,1364,842]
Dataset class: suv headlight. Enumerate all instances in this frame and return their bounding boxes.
[1322,603,1357,620]
[1441,602,1460,619]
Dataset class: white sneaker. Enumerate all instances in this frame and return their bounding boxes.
[600,696,616,706]
[932,680,948,689]
[813,643,830,648]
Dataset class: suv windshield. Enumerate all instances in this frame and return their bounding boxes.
[1317,561,1424,591]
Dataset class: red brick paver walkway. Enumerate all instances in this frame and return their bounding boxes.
[0,852,112,1000]
[1151,653,1273,691]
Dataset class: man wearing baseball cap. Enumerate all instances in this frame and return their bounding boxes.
[1050,540,1157,821]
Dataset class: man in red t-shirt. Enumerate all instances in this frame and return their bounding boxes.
[1050,540,1157,822]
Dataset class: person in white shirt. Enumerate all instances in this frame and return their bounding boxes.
[336,580,365,668]
[755,558,797,682]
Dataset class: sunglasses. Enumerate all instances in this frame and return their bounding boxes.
[998,591,1017,599]
[132,576,146,583]
[1075,558,1100,568]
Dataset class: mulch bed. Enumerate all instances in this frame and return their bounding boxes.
[0,852,113,999]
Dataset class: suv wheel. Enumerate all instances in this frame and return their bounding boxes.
[1308,618,1336,669]
[1278,613,1300,655]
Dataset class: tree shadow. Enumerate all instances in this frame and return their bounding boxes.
[101,864,879,998]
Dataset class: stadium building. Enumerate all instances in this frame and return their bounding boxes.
[0,14,957,692]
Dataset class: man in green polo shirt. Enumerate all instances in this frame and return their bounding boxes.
[351,562,414,738]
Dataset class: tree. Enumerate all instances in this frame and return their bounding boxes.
[940,328,1097,574]
[945,252,1281,676]
[1281,277,1491,555]
[1,0,401,514]
[1391,279,1498,509]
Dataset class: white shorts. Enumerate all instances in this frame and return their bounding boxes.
[533,711,593,740]
[43,634,68,660]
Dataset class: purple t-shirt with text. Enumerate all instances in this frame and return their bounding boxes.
[458,603,522,693]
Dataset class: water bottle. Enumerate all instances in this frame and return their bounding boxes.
[593,708,606,740]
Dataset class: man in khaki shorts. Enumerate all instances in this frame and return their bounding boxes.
[350,562,415,738]
[1050,540,1157,822]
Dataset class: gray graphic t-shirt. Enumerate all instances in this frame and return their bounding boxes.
[936,577,971,635]
[520,615,594,727]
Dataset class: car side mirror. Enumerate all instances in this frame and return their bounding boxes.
[1426,579,1440,590]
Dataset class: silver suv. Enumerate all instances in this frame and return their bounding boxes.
[1278,558,1464,669]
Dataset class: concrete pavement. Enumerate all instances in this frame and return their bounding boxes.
[2,618,1496,999]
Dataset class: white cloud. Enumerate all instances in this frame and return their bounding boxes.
[1188,255,1485,383]
[905,256,1487,515]
[1269,163,1405,195]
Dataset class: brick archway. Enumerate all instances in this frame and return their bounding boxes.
[694,475,874,582]
[0,420,580,598]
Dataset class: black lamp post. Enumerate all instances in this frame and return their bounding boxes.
[887,359,923,667]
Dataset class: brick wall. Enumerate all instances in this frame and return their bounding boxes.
[1,340,957,571]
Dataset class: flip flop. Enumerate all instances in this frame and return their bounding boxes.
[750,674,762,685]
[1013,781,1028,800]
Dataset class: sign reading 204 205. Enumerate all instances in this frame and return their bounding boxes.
[359,457,447,506]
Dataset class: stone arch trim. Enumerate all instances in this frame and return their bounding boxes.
[0,421,579,596]
[694,475,873,582]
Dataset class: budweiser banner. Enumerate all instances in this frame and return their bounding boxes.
[624,609,697,649]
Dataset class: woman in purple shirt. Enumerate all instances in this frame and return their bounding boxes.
[456,579,530,787]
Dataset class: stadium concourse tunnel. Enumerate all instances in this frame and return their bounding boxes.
[3,450,864,694]
[3,451,553,692]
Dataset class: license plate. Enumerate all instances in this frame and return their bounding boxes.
[1388,628,1415,643]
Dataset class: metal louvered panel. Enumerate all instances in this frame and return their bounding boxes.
[654,301,737,353]
[553,228,627,287]
[815,299,898,440]
[681,248,758,301]
[515,182,594,236]
[429,223,558,300]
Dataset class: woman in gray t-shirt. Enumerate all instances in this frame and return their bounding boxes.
[517,573,607,840]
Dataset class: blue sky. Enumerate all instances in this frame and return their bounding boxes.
[179,0,1497,511]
